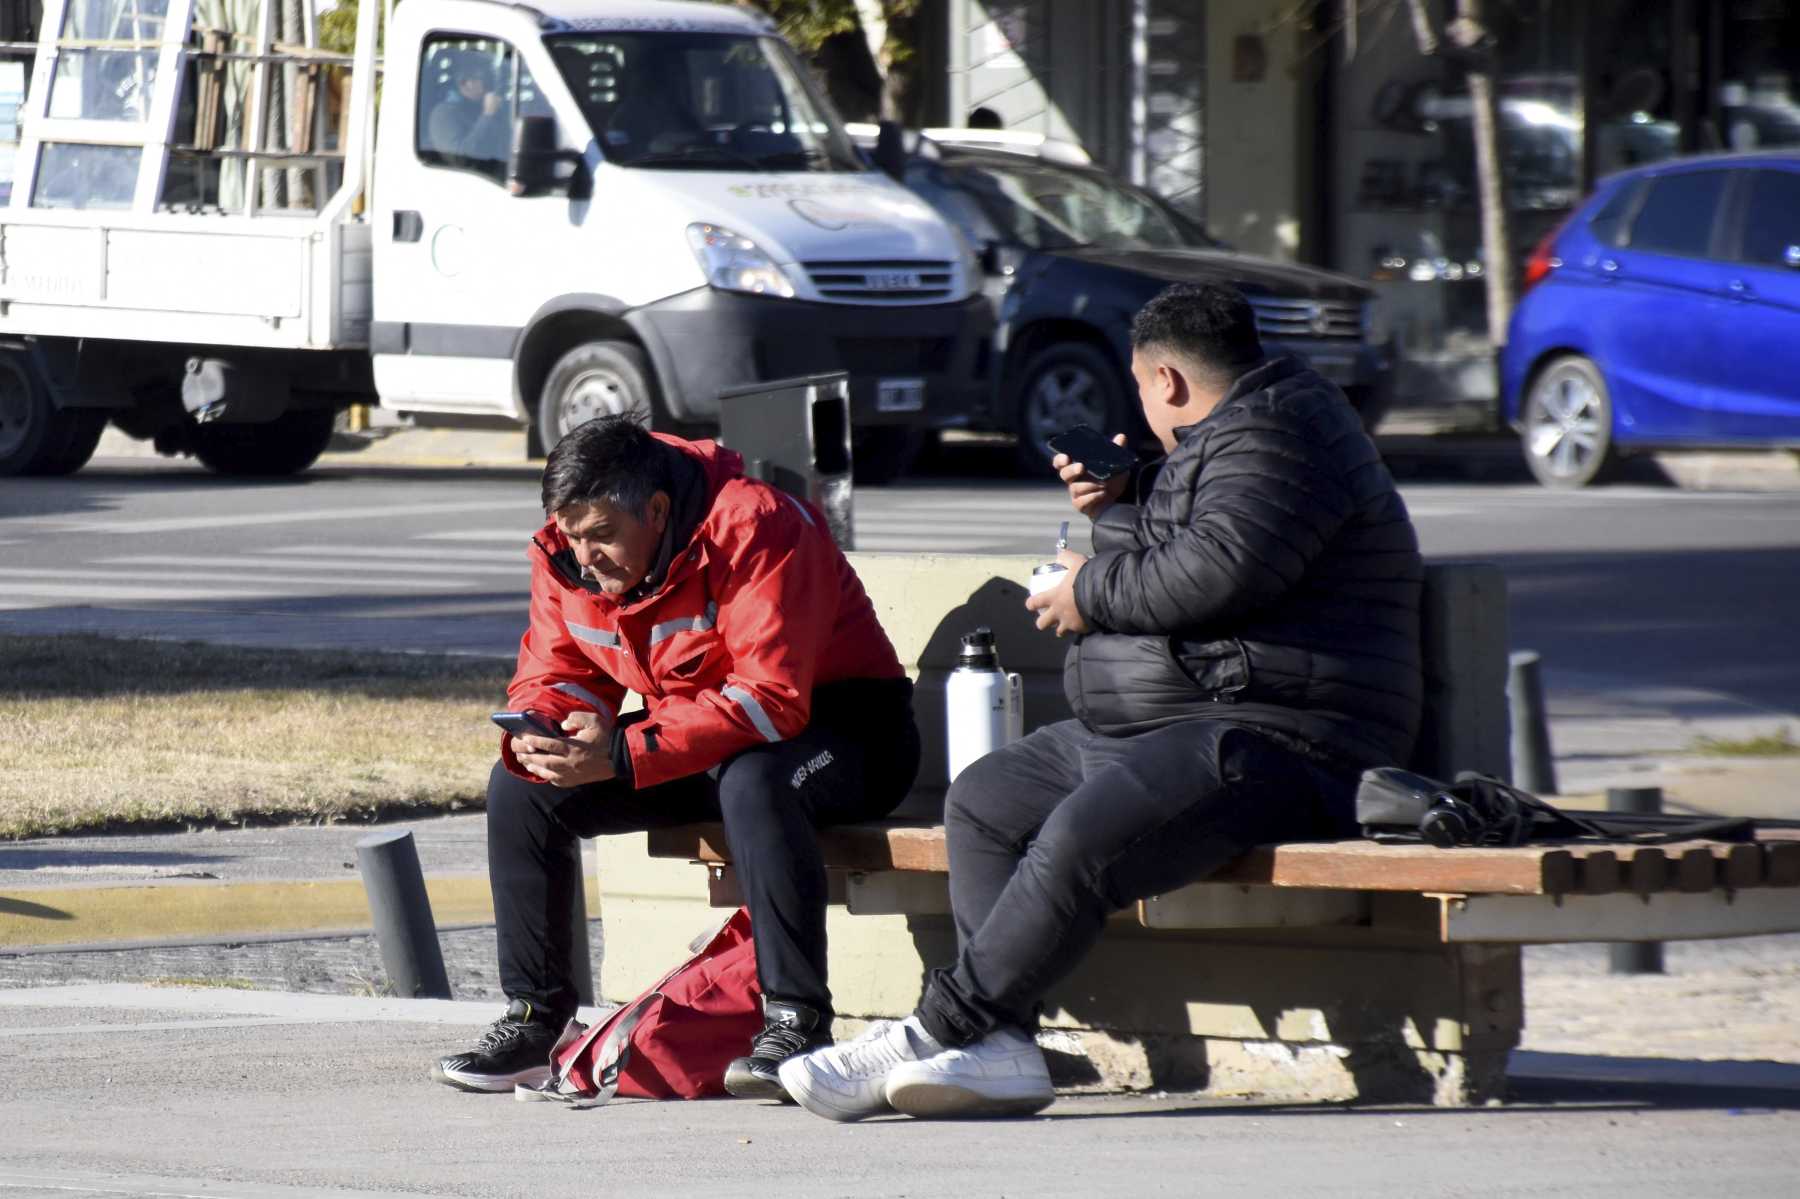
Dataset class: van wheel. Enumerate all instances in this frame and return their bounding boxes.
[1521,355,1616,488]
[1011,342,1132,476]
[0,355,107,477]
[538,341,656,453]
[191,408,337,476]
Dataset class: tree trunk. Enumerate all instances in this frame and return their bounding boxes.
[1453,0,1513,349]
[878,1,923,124]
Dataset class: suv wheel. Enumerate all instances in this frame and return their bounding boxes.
[1012,342,1132,476]
[1521,354,1616,488]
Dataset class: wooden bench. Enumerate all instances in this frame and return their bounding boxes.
[595,554,1800,1106]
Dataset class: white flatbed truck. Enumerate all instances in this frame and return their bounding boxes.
[0,0,987,478]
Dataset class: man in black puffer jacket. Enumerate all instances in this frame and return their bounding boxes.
[781,281,1423,1124]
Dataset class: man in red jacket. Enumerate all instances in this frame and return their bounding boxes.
[431,416,919,1100]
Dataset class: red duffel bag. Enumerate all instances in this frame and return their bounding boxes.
[521,907,762,1107]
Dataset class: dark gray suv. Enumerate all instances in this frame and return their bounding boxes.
[864,129,1396,473]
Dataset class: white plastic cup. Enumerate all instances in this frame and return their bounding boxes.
[1028,563,1068,596]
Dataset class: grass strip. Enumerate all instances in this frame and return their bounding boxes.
[1690,727,1800,757]
[0,633,512,839]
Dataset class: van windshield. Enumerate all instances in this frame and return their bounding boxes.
[544,32,863,172]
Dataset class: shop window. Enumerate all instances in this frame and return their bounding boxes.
[1626,171,1727,258]
[1737,170,1800,268]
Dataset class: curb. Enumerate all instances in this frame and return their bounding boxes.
[0,875,598,952]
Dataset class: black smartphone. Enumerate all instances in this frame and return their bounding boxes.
[491,710,565,739]
[1046,424,1139,481]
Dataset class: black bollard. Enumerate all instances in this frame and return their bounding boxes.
[1608,786,1665,975]
[568,842,595,1007]
[1508,650,1559,795]
[356,829,452,999]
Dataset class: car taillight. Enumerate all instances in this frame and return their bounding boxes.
[1521,216,1573,294]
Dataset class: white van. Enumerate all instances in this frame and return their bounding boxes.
[0,0,988,480]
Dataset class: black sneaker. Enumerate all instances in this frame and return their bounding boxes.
[723,997,831,1100]
[432,999,563,1093]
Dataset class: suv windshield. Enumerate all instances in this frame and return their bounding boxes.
[545,32,862,172]
[908,154,1215,251]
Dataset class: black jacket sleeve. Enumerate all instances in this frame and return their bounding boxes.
[1075,417,1355,635]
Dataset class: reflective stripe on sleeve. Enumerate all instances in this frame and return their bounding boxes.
[648,602,719,646]
[551,681,615,719]
[567,621,620,648]
[721,685,782,743]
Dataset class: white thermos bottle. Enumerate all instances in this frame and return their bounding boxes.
[945,627,1024,783]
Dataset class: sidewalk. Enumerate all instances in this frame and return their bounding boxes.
[0,982,1793,1199]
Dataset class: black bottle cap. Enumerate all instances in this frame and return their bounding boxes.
[956,627,999,670]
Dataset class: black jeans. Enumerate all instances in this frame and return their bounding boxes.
[915,718,1356,1047]
[488,679,919,1023]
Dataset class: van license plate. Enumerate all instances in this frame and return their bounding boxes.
[877,378,925,412]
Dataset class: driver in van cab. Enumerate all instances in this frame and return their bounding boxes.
[427,49,511,170]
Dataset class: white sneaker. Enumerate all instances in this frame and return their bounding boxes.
[777,1016,942,1122]
[884,1026,1055,1118]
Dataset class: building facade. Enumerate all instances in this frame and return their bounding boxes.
[925,0,1800,409]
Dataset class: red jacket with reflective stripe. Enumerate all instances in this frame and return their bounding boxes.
[502,435,904,789]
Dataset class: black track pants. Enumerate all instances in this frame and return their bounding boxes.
[488,682,919,1023]
[915,718,1355,1046]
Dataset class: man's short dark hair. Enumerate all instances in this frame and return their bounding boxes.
[1129,282,1264,386]
[540,416,672,516]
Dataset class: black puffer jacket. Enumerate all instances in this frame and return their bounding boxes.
[1067,355,1423,774]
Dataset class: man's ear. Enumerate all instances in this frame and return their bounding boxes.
[646,490,672,535]
[1160,361,1191,410]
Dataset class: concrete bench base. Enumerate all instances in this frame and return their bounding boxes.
[597,835,1522,1105]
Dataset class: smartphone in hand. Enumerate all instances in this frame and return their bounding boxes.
[491,710,566,739]
[1046,424,1138,481]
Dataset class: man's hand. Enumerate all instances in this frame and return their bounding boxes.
[512,709,616,787]
[1054,432,1131,520]
[1024,548,1091,637]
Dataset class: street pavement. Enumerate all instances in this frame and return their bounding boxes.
[2,976,1796,1198]
[2,419,1798,1195]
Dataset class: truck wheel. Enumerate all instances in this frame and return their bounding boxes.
[851,426,925,485]
[537,341,656,453]
[0,354,108,477]
[1011,342,1133,477]
[190,408,337,476]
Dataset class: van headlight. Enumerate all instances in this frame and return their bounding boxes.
[686,223,796,298]
[1361,296,1393,345]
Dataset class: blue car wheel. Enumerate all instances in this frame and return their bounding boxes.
[1521,354,1617,489]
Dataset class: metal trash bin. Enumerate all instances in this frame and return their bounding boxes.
[717,371,854,550]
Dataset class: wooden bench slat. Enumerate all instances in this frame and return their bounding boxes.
[646,823,1791,902]
[649,824,1579,897]
[1565,846,1621,896]
[1767,842,1800,887]
[1211,841,1575,896]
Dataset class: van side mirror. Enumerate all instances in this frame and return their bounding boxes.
[508,115,588,198]
[873,119,908,181]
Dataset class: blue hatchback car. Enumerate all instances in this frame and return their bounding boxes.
[1501,151,1800,487]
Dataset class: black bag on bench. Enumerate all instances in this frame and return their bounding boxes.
[1354,767,1779,848]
